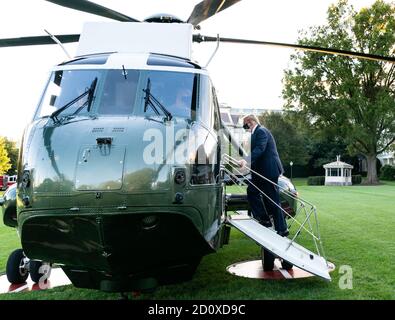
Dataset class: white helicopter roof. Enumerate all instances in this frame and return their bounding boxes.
[53,52,208,76]
[76,22,193,59]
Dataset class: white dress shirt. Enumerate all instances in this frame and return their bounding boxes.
[251,124,258,135]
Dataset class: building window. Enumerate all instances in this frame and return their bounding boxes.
[329,168,340,176]
[345,169,350,177]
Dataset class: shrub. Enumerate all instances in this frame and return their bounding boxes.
[307,176,325,185]
[380,165,395,181]
[352,175,362,184]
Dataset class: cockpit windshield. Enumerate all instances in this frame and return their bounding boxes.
[143,71,197,119]
[97,70,140,115]
[35,68,198,120]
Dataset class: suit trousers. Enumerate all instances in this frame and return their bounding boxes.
[247,174,288,233]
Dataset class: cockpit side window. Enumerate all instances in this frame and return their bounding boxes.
[212,86,221,131]
[198,76,215,129]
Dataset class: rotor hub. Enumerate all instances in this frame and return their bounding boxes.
[144,14,184,24]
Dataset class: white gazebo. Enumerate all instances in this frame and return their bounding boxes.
[323,156,354,186]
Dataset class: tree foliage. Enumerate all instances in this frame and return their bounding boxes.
[259,111,309,166]
[0,137,11,175]
[3,137,19,175]
[283,0,395,184]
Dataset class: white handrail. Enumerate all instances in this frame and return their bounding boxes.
[222,153,327,260]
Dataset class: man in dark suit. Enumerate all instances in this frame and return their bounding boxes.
[238,115,288,236]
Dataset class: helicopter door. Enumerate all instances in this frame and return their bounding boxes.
[75,145,125,190]
[226,215,331,280]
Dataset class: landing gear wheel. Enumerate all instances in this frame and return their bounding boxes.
[281,259,293,270]
[30,261,52,283]
[6,249,29,284]
[261,247,275,271]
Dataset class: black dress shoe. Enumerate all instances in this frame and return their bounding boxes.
[278,229,289,237]
[260,220,273,228]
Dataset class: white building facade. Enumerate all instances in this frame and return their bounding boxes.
[377,151,394,166]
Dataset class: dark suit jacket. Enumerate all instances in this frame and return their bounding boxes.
[250,125,284,178]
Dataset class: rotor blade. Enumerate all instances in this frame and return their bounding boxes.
[45,0,139,22]
[187,0,241,26]
[194,35,395,64]
[0,34,80,48]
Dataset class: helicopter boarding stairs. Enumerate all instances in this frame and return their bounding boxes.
[222,154,331,281]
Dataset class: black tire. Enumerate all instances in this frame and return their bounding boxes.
[6,249,29,284]
[281,259,294,270]
[261,247,275,271]
[30,260,50,283]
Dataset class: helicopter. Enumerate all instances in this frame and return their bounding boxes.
[1,0,394,294]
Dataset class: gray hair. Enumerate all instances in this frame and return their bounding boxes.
[243,114,260,125]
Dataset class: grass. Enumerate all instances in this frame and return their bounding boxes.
[0,181,394,300]
[0,191,20,274]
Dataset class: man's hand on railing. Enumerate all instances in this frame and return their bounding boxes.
[238,159,247,168]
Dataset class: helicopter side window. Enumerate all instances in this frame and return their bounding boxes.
[36,70,101,119]
[143,71,196,119]
[212,87,221,131]
[97,69,140,115]
[199,76,214,129]
[190,78,221,185]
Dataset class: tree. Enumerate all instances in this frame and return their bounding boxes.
[306,135,358,175]
[0,137,11,175]
[283,0,395,184]
[259,112,309,167]
[3,137,19,175]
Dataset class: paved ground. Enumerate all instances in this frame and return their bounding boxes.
[0,268,71,294]
[227,258,335,280]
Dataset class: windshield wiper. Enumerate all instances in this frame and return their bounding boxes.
[143,78,173,121]
[73,77,97,116]
[50,77,98,123]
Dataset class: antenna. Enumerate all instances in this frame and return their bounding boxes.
[44,29,72,59]
[205,34,220,68]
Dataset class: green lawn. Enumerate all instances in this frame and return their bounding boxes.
[0,191,20,274]
[0,181,394,300]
